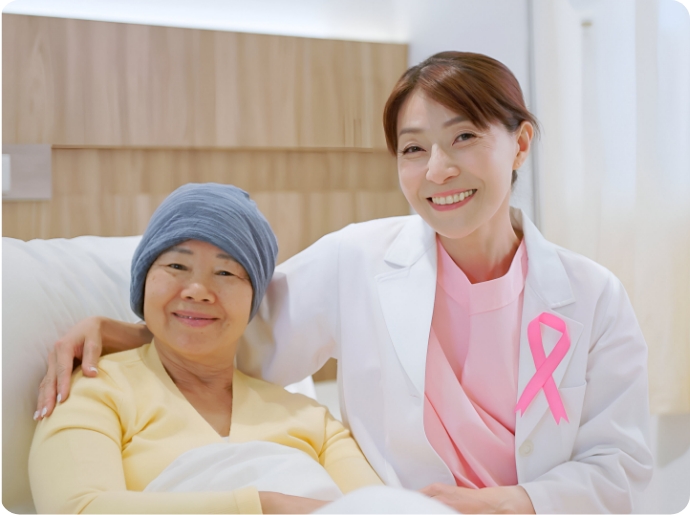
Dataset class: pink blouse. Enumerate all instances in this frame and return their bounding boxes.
[423,237,528,488]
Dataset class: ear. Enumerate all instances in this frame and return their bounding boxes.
[513,121,534,170]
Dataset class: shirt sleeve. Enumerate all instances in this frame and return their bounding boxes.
[317,408,384,493]
[29,371,263,514]
[237,229,343,386]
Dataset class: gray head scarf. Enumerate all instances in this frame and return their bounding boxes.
[130,183,278,321]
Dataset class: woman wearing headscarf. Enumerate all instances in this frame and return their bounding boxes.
[29,183,383,514]
[36,53,652,513]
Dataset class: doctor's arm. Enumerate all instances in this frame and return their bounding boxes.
[237,230,343,386]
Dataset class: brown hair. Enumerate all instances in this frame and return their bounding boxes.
[383,52,540,184]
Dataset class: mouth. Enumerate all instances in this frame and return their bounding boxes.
[172,312,218,328]
[427,189,477,210]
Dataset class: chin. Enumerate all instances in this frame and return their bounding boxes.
[418,211,480,240]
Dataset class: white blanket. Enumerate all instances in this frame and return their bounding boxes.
[144,441,343,502]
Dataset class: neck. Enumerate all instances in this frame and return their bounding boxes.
[439,200,521,283]
[154,340,235,395]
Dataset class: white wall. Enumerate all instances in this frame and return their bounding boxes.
[3,0,408,42]
[638,414,690,513]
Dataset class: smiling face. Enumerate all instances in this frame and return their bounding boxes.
[143,239,253,361]
[396,90,532,240]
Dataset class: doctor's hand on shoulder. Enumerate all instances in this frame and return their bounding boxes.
[421,483,535,514]
[35,316,150,420]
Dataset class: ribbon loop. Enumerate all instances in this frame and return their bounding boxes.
[515,312,570,424]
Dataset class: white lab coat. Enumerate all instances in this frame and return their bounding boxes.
[237,208,653,513]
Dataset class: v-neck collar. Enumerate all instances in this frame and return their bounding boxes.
[140,342,241,440]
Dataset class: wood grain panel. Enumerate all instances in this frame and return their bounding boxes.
[312,358,338,383]
[2,148,408,263]
[2,14,407,149]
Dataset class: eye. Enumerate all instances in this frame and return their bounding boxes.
[400,145,424,155]
[455,132,476,143]
[167,263,187,271]
[216,270,235,277]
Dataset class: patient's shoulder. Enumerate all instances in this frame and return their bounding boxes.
[69,346,147,394]
[235,370,324,412]
[98,347,146,366]
[92,347,146,378]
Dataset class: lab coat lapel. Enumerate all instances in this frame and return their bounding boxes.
[513,209,584,447]
[375,210,587,445]
[376,217,437,397]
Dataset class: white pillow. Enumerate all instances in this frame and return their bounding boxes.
[2,235,142,513]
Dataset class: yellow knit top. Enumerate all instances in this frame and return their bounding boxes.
[29,343,382,513]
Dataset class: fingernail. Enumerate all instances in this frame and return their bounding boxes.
[41,407,47,418]
[33,411,39,421]
[89,367,98,374]
[56,394,62,404]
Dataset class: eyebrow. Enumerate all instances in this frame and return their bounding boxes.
[397,115,469,137]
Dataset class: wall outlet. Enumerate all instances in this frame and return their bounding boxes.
[2,154,10,194]
[1,145,51,201]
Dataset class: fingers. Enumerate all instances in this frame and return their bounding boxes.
[35,350,58,421]
[34,317,107,422]
[420,483,468,512]
[80,334,102,379]
[35,335,102,422]
[53,338,78,406]
[420,483,452,497]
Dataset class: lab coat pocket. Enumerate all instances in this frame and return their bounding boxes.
[557,383,587,455]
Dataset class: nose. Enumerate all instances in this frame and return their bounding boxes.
[426,145,460,184]
[180,280,215,303]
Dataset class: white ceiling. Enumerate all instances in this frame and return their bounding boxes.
[2,0,412,42]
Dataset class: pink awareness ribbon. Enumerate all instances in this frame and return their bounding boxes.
[515,312,570,424]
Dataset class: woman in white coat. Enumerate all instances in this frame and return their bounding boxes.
[36,52,652,513]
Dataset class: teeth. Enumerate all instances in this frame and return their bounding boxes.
[431,189,475,205]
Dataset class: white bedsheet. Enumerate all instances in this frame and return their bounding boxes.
[145,440,457,513]
[144,441,343,502]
